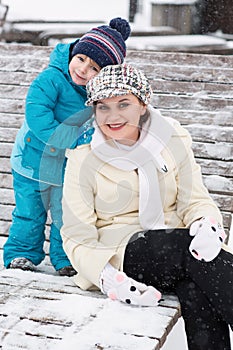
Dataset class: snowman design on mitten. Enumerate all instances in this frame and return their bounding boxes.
[107,271,162,307]
[189,216,226,262]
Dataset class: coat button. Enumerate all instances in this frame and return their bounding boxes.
[26,137,31,142]
[50,147,56,153]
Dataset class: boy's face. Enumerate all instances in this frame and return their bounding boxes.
[69,54,101,86]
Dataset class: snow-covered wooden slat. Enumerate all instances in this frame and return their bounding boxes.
[185,124,233,143]
[1,186,232,214]
[126,50,233,69]
[0,70,38,85]
[192,142,233,161]
[0,268,180,350]
[0,54,49,73]
[0,189,231,230]
[0,84,28,99]
[196,158,232,178]
[0,173,12,188]
[0,113,24,128]
[1,109,232,128]
[151,94,233,112]
[1,124,232,146]
[0,43,231,68]
[0,98,25,114]
[0,127,19,142]
[1,92,232,113]
[0,158,10,173]
[0,42,52,57]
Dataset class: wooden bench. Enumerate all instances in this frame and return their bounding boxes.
[2,19,233,54]
[1,20,179,46]
[0,43,232,349]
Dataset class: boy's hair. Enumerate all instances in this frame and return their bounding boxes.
[71,18,131,68]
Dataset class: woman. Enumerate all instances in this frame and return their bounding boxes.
[61,64,233,350]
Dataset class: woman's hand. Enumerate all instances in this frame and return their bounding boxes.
[189,216,226,262]
[100,263,161,307]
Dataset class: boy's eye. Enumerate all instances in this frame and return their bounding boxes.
[92,66,100,73]
[77,56,84,62]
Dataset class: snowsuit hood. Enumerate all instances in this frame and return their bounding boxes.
[48,41,75,83]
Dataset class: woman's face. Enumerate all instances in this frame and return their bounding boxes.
[95,94,147,146]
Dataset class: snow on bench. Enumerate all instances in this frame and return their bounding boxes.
[1,20,179,46]
[0,263,180,350]
[0,43,232,349]
[2,19,233,55]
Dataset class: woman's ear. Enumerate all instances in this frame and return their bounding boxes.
[140,104,147,116]
[139,105,150,127]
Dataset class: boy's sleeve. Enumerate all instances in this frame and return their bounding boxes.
[25,71,92,149]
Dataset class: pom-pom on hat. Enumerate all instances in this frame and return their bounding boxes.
[86,63,152,105]
[71,18,131,68]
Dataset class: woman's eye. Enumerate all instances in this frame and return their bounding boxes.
[119,103,129,108]
[97,105,108,111]
[77,56,84,62]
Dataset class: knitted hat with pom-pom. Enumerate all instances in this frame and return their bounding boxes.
[71,17,131,68]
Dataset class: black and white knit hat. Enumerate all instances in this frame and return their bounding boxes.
[86,63,152,105]
[71,18,131,68]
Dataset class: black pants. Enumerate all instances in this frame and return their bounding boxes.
[123,229,233,350]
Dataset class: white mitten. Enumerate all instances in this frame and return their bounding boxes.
[100,263,161,307]
[189,216,226,262]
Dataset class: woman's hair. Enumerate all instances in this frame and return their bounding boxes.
[139,108,150,127]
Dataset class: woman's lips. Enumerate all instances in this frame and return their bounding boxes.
[107,123,126,130]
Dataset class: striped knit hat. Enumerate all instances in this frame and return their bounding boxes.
[71,18,131,68]
[86,63,152,105]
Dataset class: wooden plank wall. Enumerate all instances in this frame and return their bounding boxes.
[0,43,232,246]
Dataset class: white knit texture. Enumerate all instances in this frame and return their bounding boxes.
[99,262,118,294]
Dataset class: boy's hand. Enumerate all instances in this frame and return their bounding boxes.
[75,117,95,146]
[189,216,226,262]
[77,127,94,145]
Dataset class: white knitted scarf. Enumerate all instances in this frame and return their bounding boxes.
[91,106,174,230]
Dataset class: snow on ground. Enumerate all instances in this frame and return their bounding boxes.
[127,34,229,50]
[151,0,201,4]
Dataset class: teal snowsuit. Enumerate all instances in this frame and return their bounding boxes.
[3,41,92,270]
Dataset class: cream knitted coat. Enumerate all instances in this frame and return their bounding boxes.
[61,109,222,290]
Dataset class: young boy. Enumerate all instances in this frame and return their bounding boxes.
[3,17,131,276]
